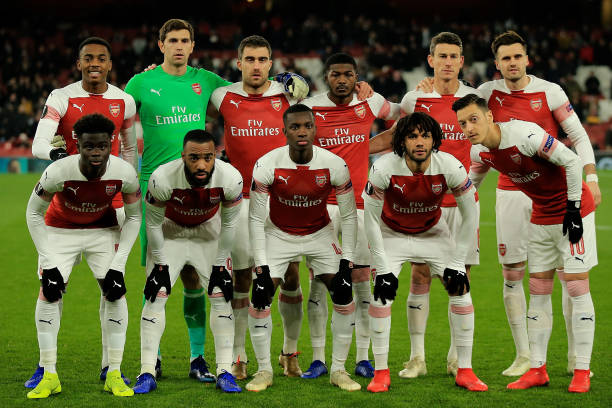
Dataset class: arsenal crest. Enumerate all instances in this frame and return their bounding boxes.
[192,83,202,95]
[105,184,117,196]
[499,243,507,256]
[530,99,542,111]
[315,175,327,187]
[431,183,443,194]
[354,105,366,119]
[510,153,521,165]
[109,103,121,118]
[210,194,221,204]
[271,98,282,111]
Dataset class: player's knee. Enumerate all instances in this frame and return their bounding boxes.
[411,263,431,284]
[281,263,301,290]
[233,267,253,291]
[179,265,201,289]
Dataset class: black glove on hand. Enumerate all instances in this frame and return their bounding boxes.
[373,272,398,306]
[208,265,234,302]
[103,269,127,302]
[251,265,274,309]
[563,200,583,244]
[41,267,65,302]
[331,259,353,305]
[49,148,68,161]
[144,264,171,302]
[443,268,470,296]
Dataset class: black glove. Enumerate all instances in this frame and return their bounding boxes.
[41,267,65,302]
[49,148,68,161]
[251,265,274,309]
[208,265,233,302]
[373,273,398,305]
[331,259,353,305]
[144,264,171,302]
[443,268,470,296]
[563,200,583,244]
[103,269,127,302]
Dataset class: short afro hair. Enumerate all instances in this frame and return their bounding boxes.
[73,113,115,140]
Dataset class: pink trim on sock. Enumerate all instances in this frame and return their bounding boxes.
[209,292,225,298]
[502,267,525,281]
[450,304,474,315]
[529,278,554,295]
[248,305,271,318]
[333,301,356,315]
[368,304,391,318]
[232,297,250,309]
[279,293,304,304]
[566,280,590,297]
[410,282,431,295]
[351,267,371,283]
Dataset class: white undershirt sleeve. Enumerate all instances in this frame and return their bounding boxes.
[335,189,357,262]
[109,200,141,272]
[448,192,477,271]
[26,191,54,269]
[215,203,241,266]
[145,202,167,265]
[32,119,60,160]
[547,143,583,202]
[120,124,138,170]
[363,195,389,275]
[559,113,596,167]
[249,189,269,267]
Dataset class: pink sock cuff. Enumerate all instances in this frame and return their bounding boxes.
[503,267,525,281]
[351,267,371,283]
[248,305,271,318]
[209,292,224,298]
[333,301,356,315]
[279,293,304,304]
[410,282,431,295]
[566,279,590,297]
[450,304,474,315]
[529,278,554,295]
[368,304,392,318]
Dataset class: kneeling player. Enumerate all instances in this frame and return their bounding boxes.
[454,94,597,393]
[25,114,141,398]
[133,130,243,393]
[363,112,487,392]
[247,104,360,392]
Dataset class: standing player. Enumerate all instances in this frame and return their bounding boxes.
[454,94,596,393]
[247,104,360,392]
[301,52,400,379]
[134,130,243,393]
[363,112,486,393]
[25,114,141,398]
[27,36,137,389]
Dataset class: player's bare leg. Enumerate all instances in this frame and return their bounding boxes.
[501,261,530,376]
[400,263,430,379]
[278,262,303,377]
[232,267,252,379]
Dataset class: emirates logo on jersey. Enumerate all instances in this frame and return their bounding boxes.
[315,175,327,187]
[271,98,282,111]
[530,98,542,111]
[105,184,117,196]
[354,105,366,119]
[499,243,507,256]
[510,153,522,165]
[109,103,121,118]
[431,183,443,194]
[192,83,202,95]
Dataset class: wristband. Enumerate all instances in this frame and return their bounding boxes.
[585,174,598,183]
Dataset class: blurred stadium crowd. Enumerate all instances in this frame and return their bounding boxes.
[1,13,611,152]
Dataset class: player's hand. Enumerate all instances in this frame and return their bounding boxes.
[586,181,601,208]
[373,272,398,305]
[275,72,309,100]
[563,200,583,244]
[208,265,233,302]
[442,268,470,296]
[415,77,434,93]
[331,259,353,305]
[49,148,68,161]
[103,269,127,302]
[143,63,157,72]
[144,264,171,302]
[41,267,65,302]
[355,81,374,100]
[251,265,274,309]
[50,134,66,149]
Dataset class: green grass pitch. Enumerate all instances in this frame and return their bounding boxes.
[0,171,611,407]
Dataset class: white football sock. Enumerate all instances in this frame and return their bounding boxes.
[99,293,109,368]
[527,294,553,368]
[570,291,595,370]
[278,287,303,354]
[407,292,429,360]
[353,273,371,363]
[307,277,328,363]
[36,298,61,374]
[559,279,575,361]
[447,302,457,363]
[105,297,128,372]
[330,302,355,373]
[140,295,167,376]
[231,291,249,363]
[449,293,474,369]
[209,296,235,375]
[369,300,392,371]
[503,278,529,357]
[248,306,273,372]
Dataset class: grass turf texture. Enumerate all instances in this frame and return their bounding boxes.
[1,171,611,407]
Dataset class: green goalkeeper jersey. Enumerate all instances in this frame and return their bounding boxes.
[125,65,230,180]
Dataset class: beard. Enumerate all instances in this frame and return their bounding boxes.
[406,148,432,163]
[185,165,214,187]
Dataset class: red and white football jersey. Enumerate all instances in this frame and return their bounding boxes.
[251,145,352,235]
[211,81,294,198]
[478,75,576,191]
[302,92,399,209]
[39,81,136,157]
[147,158,243,229]
[471,120,595,224]
[39,155,140,229]
[364,150,473,234]
[400,83,480,207]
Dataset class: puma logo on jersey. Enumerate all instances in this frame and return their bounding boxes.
[527,133,535,138]
[495,96,504,106]
[420,104,432,112]
[66,186,79,195]
[173,196,185,205]
[229,100,241,109]
[278,175,290,184]
[393,183,405,193]
[72,103,84,112]
[185,313,197,321]
[150,88,162,96]
[315,112,328,120]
